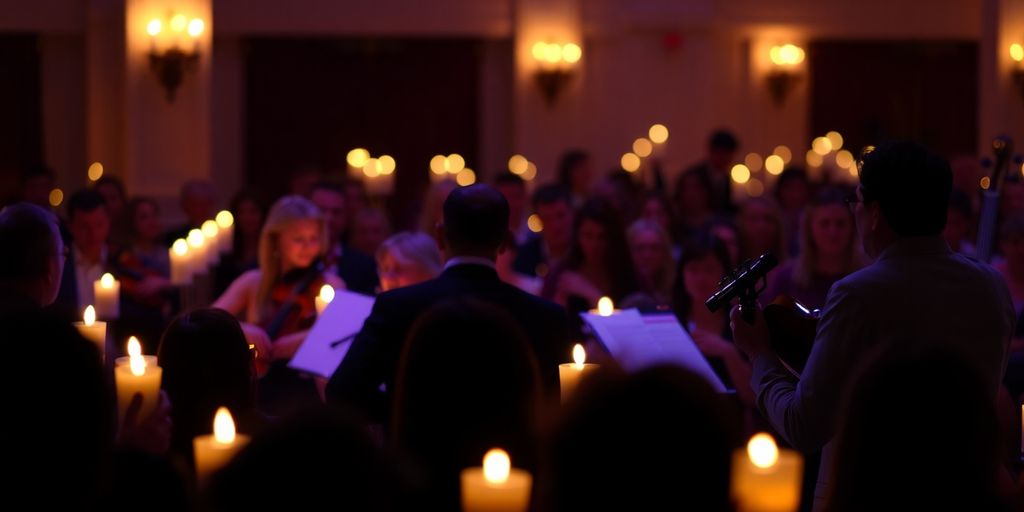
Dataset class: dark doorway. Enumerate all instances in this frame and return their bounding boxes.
[0,34,43,205]
[809,40,977,158]
[245,38,486,230]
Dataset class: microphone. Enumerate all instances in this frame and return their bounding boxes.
[705,252,778,323]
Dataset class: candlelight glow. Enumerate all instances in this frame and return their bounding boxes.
[806,150,823,168]
[187,18,205,38]
[483,448,511,484]
[765,154,785,175]
[213,407,237,444]
[744,153,763,172]
[531,42,548,61]
[562,43,582,64]
[216,210,234,229]
[573,343,586,367]
[633,138,653,158]
[347,148,370,168]
[448,154,466,173]
[363,158,381,178]
[188,229,205,248]
[1011,43,1024,63]
[826,131,844,151]
[747,433,780,469]
[319,284,335,304]
[649,124,669,144]
[170,14,188,32]
[621,153,641,173]
[731,164,751,184]
[981,176,991,190]
[100,273,115,289]
[508,154,529,175]
[129,353,147,376]
[172,239,189,256]
[146,19,162,37]
[812,136,833,156]
[127,336,142,358]
[379,155,396,175]
[543,43,563,64]
[430,155,447,175]
[835,150,855,169]
[456,168,477,186]
[770,44,805,66]
[773,145,793,164]
[522,162,538,181]
[84,305,96,326]
[87,162,104,181]
[201,220,219,239]
[597,296,614,316]
[48,188,64,207]
[527,214,543,233]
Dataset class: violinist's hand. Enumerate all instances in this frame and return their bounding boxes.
[241,323,273,368]
[729,303,771,357]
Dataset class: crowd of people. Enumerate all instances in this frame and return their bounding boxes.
[4,131,1024,510]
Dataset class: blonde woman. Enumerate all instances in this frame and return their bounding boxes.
[764,187,866,309]
[213,195,344,414]
[376,232,443,292]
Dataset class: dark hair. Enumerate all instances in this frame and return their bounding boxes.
[392,298,541,509]
[0,202,59,282]
[564,198,639,300]
[67,189,108,221]
[671,231,732,321]
[493,171,526,188]
[309,181,345,198]
[548,365,738,511]
[948,188,973,220]
[708,130,739,152]
[531,184,572,210]
[125,197,159,240]
[557,149,590,188]
[827,349,1003,511]
[94,175,126,199]
[441,184,509,253]
[859,141,952,237]
[157,308,255,463]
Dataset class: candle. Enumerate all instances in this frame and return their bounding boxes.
[215,210,234,254]
[73,305,106,359]
[93,272,120,320]
[558,343,600,403]
[170,238,191,285]
[588,296,619,316]
[187,229,207,275]
[315,284,335,315]
[201,220,220,265]
[193,407,251,485]
[731,433,803,512]
[461,448,532,512]
[115,337,162,423]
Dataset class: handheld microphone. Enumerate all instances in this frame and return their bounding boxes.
[705,252,778,323]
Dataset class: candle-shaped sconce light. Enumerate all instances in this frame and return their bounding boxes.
[146,12,205,102]
[193,407,251,486]
[731,433,803,512]
[73,305,107,359]
[115,336,162,422]
[315,284,335,315]
[215,210,234,254]
[558,343,600,403]
[461,448,532,512]
[94,272,120,320]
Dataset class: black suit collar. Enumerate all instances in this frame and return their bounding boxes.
[440,264,500,282]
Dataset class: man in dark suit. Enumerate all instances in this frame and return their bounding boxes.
[326,184,571,423]
[309,181,379,295]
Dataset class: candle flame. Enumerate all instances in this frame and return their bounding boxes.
[187,229,205,248]
[129,351,147,377]
[216,210,234,229]
[597,296,614,316]
[127,336,142,357]
[482,448,511,484]
[83,305,96,326]
[172,238,189,256]
[201,220,219,239]
[747,433,780,469]
[573,343,586,368]
[213,407,237,444]
[100,273,115,289]
[319,284,335,304]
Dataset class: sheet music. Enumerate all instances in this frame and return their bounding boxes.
[288,290,375,378]
[581,310,727,393]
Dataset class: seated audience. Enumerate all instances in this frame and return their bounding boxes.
[623,219,675,307]
[309,182,379,295]
[513,184,574,278]
[376,231,442,293]
[214,190,266,296]
[164,180,217,245]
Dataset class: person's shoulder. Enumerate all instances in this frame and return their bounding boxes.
[500,280,566,316]
[234,269,262,288]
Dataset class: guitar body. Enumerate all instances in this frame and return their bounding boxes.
[763,295,819,377]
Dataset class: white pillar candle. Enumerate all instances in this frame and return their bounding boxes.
[170,238,191,285]
[588,296,619,316]
[731,433,803,512]
[187,229,207,275]
[558,344,600,403]
[461,448,532,512]
[114,336,157,368]
[93,272,120,320]
[315,284,335,315]
[115,337,162,422]
[73,305,106,359]
[193,407,251,485]
[201,220,220,265]
[215,211,234,255]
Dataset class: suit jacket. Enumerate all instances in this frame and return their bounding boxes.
[326,263,571,423]
[337,246,379,296]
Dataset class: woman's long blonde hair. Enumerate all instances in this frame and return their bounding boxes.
[792,188,866,287]
[255,195,328,313]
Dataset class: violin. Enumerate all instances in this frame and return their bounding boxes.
[263,260,327,341]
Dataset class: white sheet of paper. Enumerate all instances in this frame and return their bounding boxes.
[581,310,727,393]
[288,290,375,378]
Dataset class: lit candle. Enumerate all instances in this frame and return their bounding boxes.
[73,305,106,359]
[588,296,619,316]
[114,336,158,368]
[115,336,162,423]
[460,448,532,512]
[193,407,251,486]
[170,238,191,285]
[558,343,600,403]
[201,220,220,265]
[731,433,803,512]
[93,272,120,320]
[187,229,207,274]
[215,211,234,254]
[315,284,335,315]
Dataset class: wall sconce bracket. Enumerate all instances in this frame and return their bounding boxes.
[149,48,199,102]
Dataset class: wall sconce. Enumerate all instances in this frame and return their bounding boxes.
[146,13,205,102]
[1011,43,1024,102]
[766,43,805,106]
[531,41,582,106]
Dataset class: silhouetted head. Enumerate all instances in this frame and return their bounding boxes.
[0,202,65,305]
[439,184,511,259]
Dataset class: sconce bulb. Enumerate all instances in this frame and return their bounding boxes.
[562,43,582,64]
[531,42,548,61]
[170,14,188,33]
[187,19,205,38]
[1011,43,1024,63]
[544,43,563,64]
[147,19,163,37]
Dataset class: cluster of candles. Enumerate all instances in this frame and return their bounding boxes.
[170,211,235,286]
